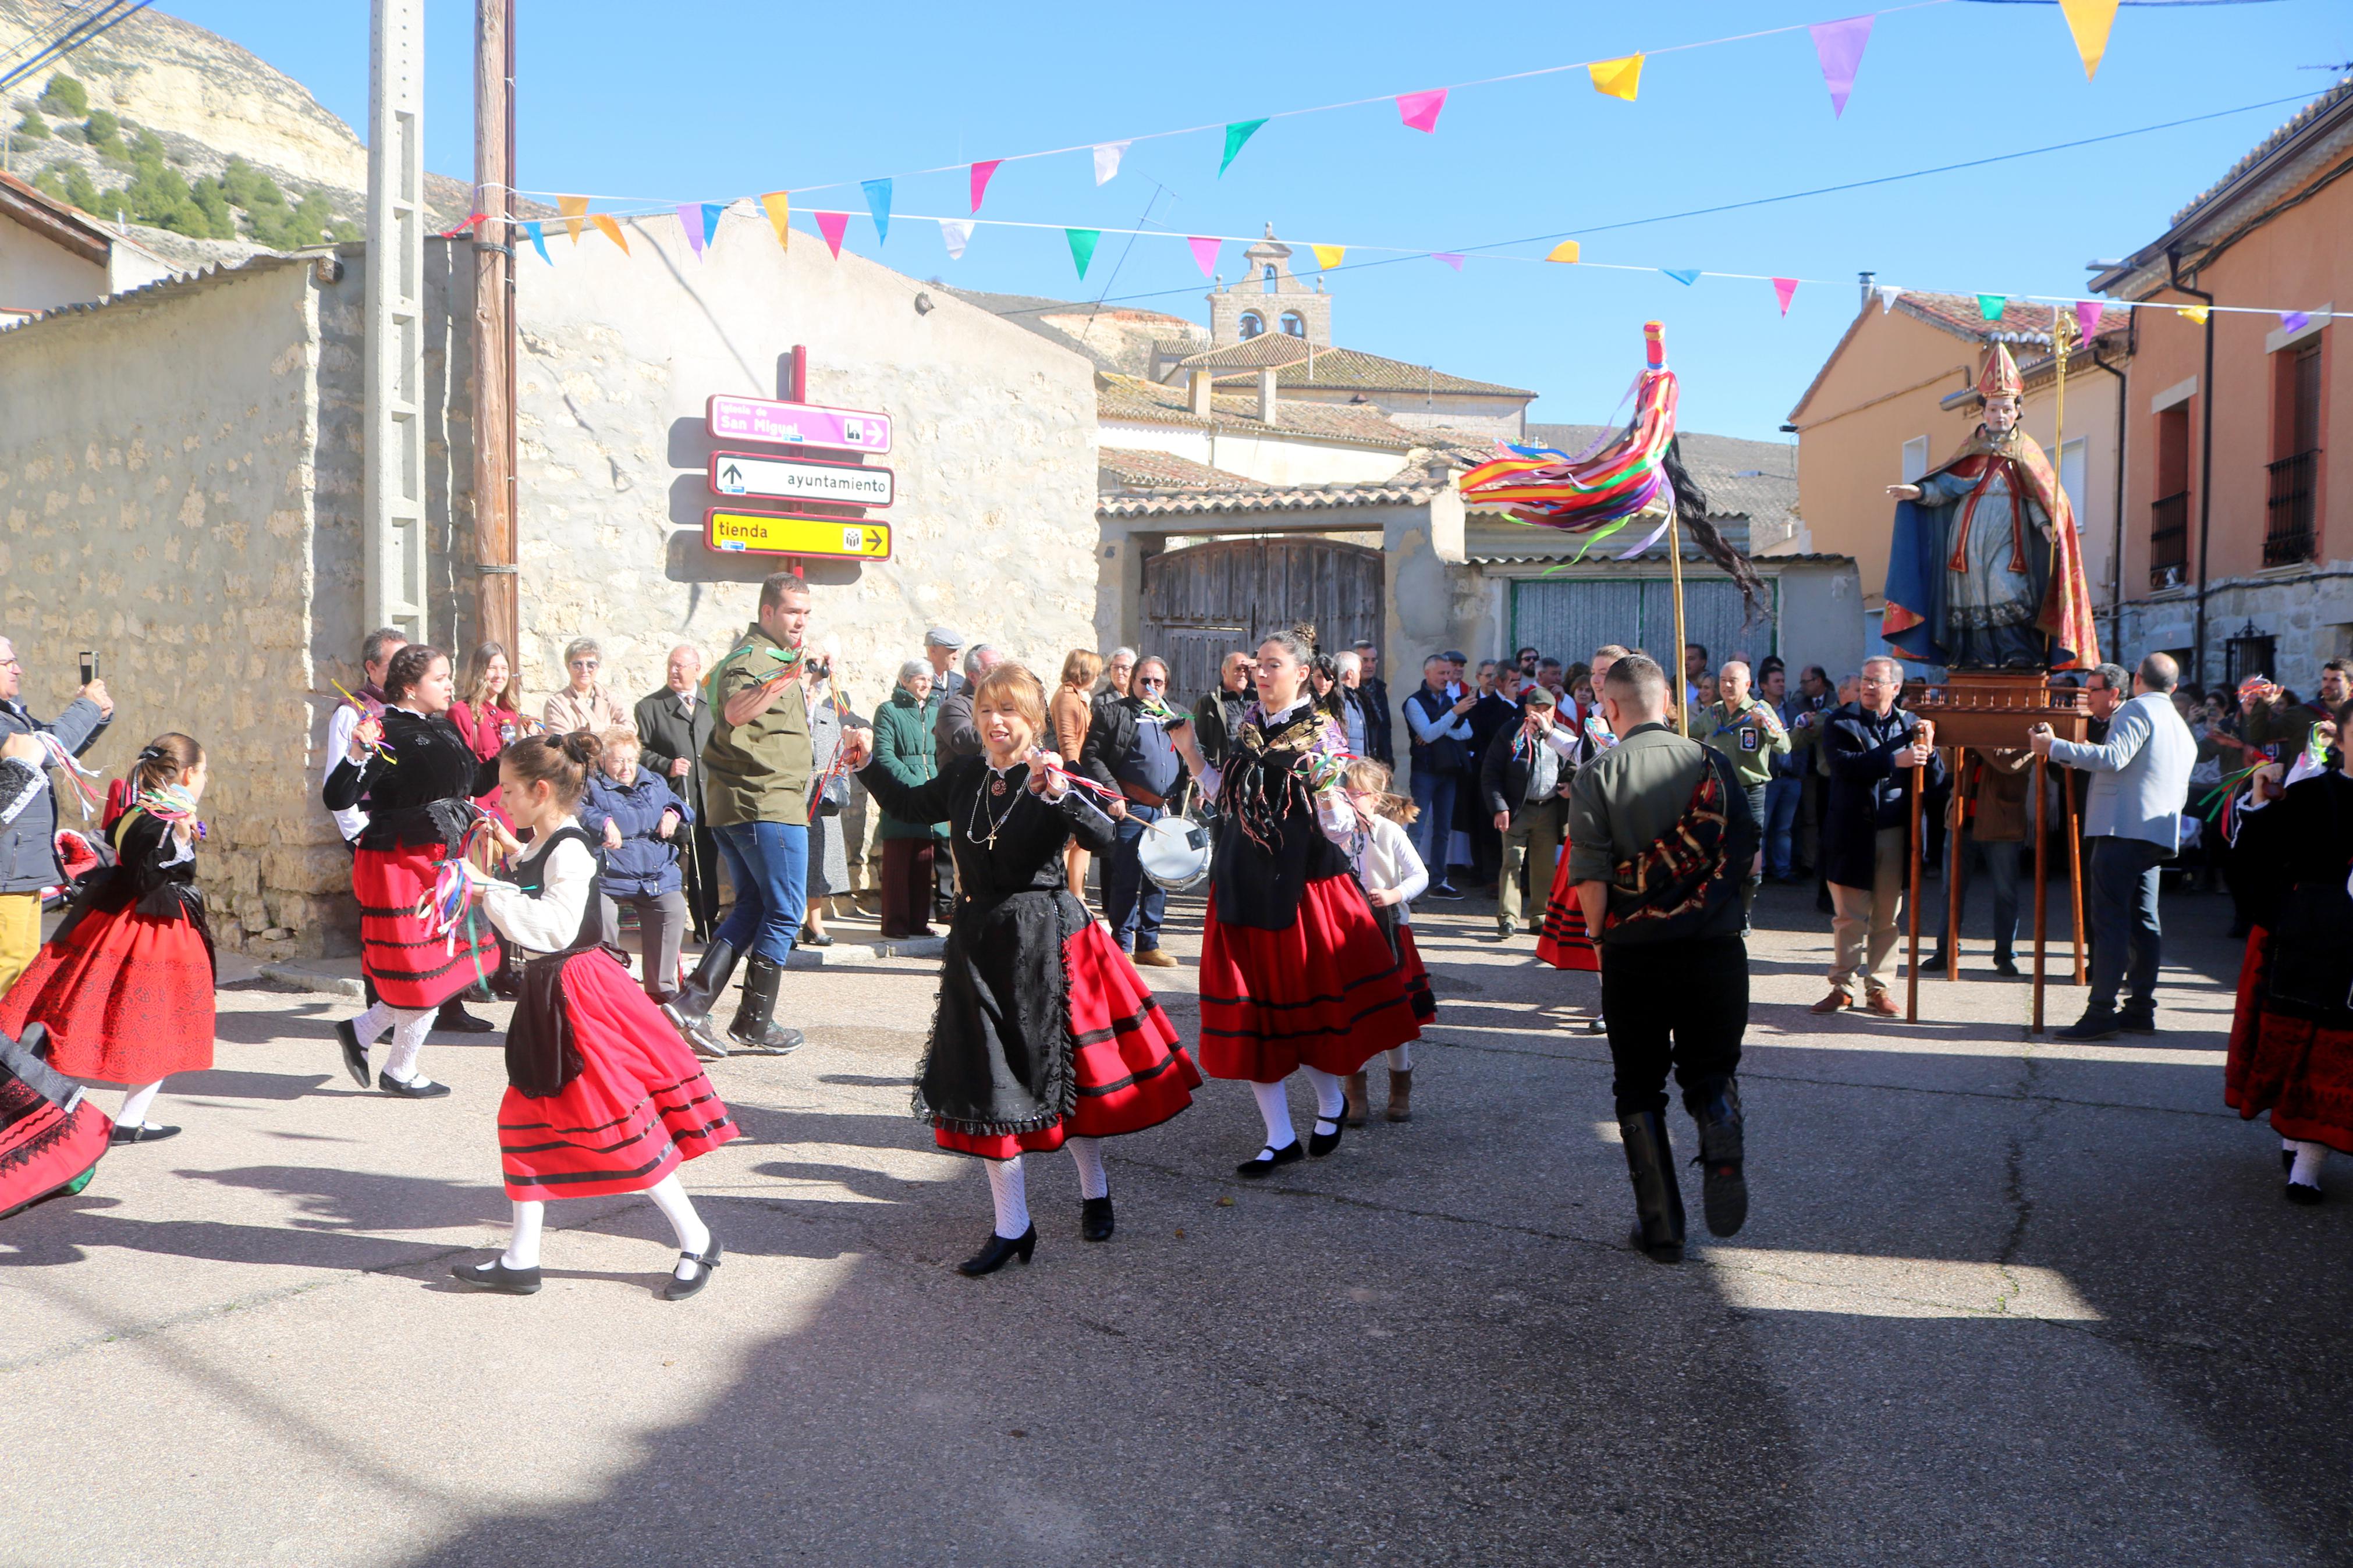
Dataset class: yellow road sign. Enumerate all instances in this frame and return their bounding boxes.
[705,509,892,560]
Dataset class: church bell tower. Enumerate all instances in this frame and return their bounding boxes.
[1208,226,1332,347]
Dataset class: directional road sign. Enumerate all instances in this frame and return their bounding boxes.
[707,394,893,455]
[706,509,893,560]
[709,451,893,507]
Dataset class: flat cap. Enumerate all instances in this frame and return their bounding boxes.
[924,627,964,649]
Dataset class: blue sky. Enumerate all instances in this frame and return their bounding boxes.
[163,0,2348,442]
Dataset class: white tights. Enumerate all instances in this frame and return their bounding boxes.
[1386,1043,1414,1072]
[2290,1140,2329,1190]
[1249,1071,1346,1151]
[117,1079,166,1129]
[348,1000,437,1085]
[502,1173,710,1281]
[984,1138,1110,1239]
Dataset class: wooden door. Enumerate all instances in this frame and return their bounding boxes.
[1141,538,1383,699]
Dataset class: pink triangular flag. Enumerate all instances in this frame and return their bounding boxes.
[1808,15,1874,119]
[969,159,1002,214]
[1773,277,1800,316]
[816,211,849,258]
[676,204,707,260]
[1432,253,1464,272]
[1397,88,1447,133]
[2075,300,2106,339]
[1187,236,1220,278]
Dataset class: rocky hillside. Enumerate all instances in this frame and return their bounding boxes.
[0,0,477,240]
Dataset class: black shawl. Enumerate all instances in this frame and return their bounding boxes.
[1210,703,1353,932]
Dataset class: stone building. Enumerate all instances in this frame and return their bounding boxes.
[0,213,1099,957]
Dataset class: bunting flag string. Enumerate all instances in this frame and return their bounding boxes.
[1662,268,1701,286]
[1066,227,1102,278]
[558,194,588,243]
[1773,277,1800,315]
[1311,244,1345,271]
[1093,141,1128,185]
[939,219,972,260]
[590,213,629,252]
[676,204,706,259]
[1432,253,1465,272]
[1188,236,1220,278]
[524,220,549,264]
[2058,0,2121,80]
[1219,119,1267,176]
[969,159,1002,214]
[760,191,791,250]
[1877,283,1902,312]
[1396,88,1447,133]
[2075,300,2104,338]
[1588,54,1644,102]
[816,211,850,258]
[1809,14,1874,118]
[862,179,892,243]
[1976,293,2008,321]
[1546,240,1581,264]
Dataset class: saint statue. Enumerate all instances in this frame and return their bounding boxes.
[1879,343,2099,671]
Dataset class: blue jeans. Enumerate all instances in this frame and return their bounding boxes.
[1410,768,1460,884]
[1763,777,1802,879]
[1105,802,1167,953]
[1933,835,2022,962]
[2088,836,2166,1017]
[713,819,808,965]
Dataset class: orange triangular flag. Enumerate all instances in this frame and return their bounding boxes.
[760,191,792,250]
[1546,240,1580,264]
[590,214,628,253]
[1589,54,1644,102]
[557,194,588,244]
[2057,0,2120,80]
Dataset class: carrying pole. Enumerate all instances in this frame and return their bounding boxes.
[1669,513,1690,737]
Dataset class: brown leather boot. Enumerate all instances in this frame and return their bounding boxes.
[1386,1069,1412,1122]
[1343,1071,1369,1127]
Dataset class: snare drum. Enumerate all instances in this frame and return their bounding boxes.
[1136,813,1213,893]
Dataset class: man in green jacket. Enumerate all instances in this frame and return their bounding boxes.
[665,572,816,1059]
[1695,659,1788,932]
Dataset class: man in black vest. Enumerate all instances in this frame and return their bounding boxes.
[1191,650,1253,770]
[1403,655,1476,899]
[1353,640,1394,768]
[1082,656,1188,968]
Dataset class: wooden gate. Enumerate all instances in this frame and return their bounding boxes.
[1141,538,1384,698]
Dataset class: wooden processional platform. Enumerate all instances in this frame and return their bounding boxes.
[1897,671,2091,1032]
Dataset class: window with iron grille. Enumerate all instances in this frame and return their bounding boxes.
[2150,404,2191,590]
[2265,339,2323,567]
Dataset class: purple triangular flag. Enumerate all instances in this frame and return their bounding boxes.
[2282,311,2312,336]
[677,205,707,259]
[1432,253,1464,272]
[1809,14,1874,119]
[2075,300,2104,339]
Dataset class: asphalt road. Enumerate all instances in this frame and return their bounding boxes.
[2,877,2344,1567]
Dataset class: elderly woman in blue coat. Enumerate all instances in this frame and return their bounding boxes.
[580,727,695,1004]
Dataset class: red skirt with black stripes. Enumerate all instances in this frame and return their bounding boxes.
[1534,840,1600,972]
[1397,923,1436,1023]
[354,843,502,1011]
[937,921,1199,1159]
[497,947,738,1201]
[1198,873,1421,1083]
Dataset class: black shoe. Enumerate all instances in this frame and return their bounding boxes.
[1585,1016,1609,1034]
[2117,1012,2158,1035]
[1428,883,1464,901]
[798,927,835,948]
[1235,1140,1304,1179]
[1992,957,2021,977]
[1691,1080,1748,1238]
[663,940,741,1060]
[452,1257,542,1295]
[726,954,805,1055]
[1619,1109,1686,1263]
[378,1072,452,1099]
[108,1123,180,1145]
[664,1232,723,1300]
[335,1018,374,1088]
[2286,1182,2326,1207]
[1308,1108,1345,1158]
[956,1225,1037,1276]
[1081,1195,1115,1242]
[1920,951,1949,974]
[2053,1012,2120,1042]
[435,1000,496,1034]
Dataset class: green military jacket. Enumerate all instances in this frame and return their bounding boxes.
[701,623,814,828]
[1695,698,1790,789]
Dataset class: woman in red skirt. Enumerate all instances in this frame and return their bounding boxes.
[2224,730,2353,1201]
[1167,627,1420,1177]
[323,645,502,1099]
[0,733,215,1144]
[844,662,1196,1276]
[448,732,739,1298]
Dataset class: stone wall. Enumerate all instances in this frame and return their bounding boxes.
[431,212,1102,721]
[2116,563,2353,691]
[0,256,342,957]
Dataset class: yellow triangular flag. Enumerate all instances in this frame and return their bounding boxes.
[1546,240,1581,264]
[591,214,628,253]
[1589,54,1644,102]
[557,194,588,244]
[1311,244,1344,271]
[2057,0,2120,80]
[2180,305,2209,325]
[760,191,792,251]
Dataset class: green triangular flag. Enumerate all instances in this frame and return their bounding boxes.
[1219,118,1268,177]
[1976,293,2007,322]
[1067,227,1102,279]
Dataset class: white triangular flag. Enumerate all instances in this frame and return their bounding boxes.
[1093,141,1130,186]
[1876,285,1902,314]
[939,219,972,261]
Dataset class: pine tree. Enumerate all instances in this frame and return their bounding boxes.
[15,109,49,141]
[37,74,87,116]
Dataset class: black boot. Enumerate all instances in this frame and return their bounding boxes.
[1690,1079,1748,1238]
[1619,1109,1687,1264]
[726,953,804,1056]
[662,940,740,1060]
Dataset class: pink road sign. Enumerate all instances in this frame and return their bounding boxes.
[706,394,893,454]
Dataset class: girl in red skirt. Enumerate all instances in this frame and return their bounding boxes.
[448,732,739,1298]
[1339,759,1432,1125]
[0,733,215,1144]
[844,662,1196,1277]
[1167,627,1420,1178]
[2225,733,2353,1202]
[324,645,503,1100]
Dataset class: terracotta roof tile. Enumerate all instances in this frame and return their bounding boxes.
[1893,290,2128,347]
[1098,477,1456,518]
[1095,372,1423,449]
[2168,77,2353,229]
[1175,337,1535,397]
[1098,447,1255,491]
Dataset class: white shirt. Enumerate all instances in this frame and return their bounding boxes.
[1350,813,1428,924]
[474,821,598,955]
[326,702,369,842]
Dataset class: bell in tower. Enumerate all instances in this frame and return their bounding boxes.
[1207,225,1333,347]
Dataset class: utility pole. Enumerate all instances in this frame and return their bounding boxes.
[364,0,428,645]
[472,0,519,653]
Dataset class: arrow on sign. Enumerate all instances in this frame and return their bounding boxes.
[722,463,743,487]
[865,528,883,552]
